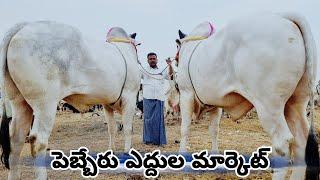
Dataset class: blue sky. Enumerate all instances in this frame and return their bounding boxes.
[0,0,319,78]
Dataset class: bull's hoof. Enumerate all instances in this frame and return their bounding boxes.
[31,142,47,158]
[274,137,294,159]
[28,135,47,157]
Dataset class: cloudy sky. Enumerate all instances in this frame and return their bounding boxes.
[0,0,319,78]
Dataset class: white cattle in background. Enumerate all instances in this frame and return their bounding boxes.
[0,21,140,179]
[175,13,318,179]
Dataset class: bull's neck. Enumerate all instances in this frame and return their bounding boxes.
[111,42,138,65]
[180,40,205,64]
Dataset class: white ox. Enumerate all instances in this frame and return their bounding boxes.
[0,21,140,179]
[175,13,318,179]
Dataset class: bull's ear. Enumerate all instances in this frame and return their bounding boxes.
[130,33,137,39]
[176,39,181,45]
[178,30,187,39]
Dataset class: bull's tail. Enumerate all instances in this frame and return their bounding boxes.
[283,13,319,179]
[0,22,27,169]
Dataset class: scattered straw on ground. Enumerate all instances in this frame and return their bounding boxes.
[1,108,320,179]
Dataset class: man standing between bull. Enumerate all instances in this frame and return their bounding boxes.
[142,52,173,146]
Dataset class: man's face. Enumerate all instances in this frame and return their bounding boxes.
[147,55,158,68]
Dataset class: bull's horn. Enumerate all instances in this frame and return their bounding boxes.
[178,30,187,39]
[130,33,137,39]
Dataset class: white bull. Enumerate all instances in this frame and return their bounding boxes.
[0,21,140,179]
[175,13,318,179]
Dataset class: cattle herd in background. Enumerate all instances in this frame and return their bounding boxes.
[5,79,320,121]
[56,79,320,121]
[57,100,103,114]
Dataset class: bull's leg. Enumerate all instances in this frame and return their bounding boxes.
[27,101,57,180]
[8,98,33,180]
[284,98,309,180]
[103,105,115,150]
[284,99,308,163]
[208,108,222,154]
[272,167,290,180]
[121,94,136,152]
[179,91,194,153]
[256,105,294,159]
[272,163,306,180]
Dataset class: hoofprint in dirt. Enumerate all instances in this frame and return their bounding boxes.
[0,108,319,179]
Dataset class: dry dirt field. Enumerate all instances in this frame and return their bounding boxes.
[0,108,319,180]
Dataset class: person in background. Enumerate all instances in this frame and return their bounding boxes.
[142,52,173,146]
[136,83,144,118]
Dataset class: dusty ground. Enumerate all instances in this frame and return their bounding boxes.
[0,108,319,179]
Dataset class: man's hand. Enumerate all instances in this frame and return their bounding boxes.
[166,58,172,65]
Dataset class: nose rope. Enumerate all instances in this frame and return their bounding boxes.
[187,41,207,105]
[136,57,177,80]
[109,43,128,106]
[107,37,175,80]
[107,38,177,105]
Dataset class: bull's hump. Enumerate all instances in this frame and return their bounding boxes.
[8,21,86,86]
[16,21,82,42]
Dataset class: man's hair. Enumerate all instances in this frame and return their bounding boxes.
[147,52,157,58]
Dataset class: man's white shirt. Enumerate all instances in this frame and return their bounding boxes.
[142,66,170,101]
